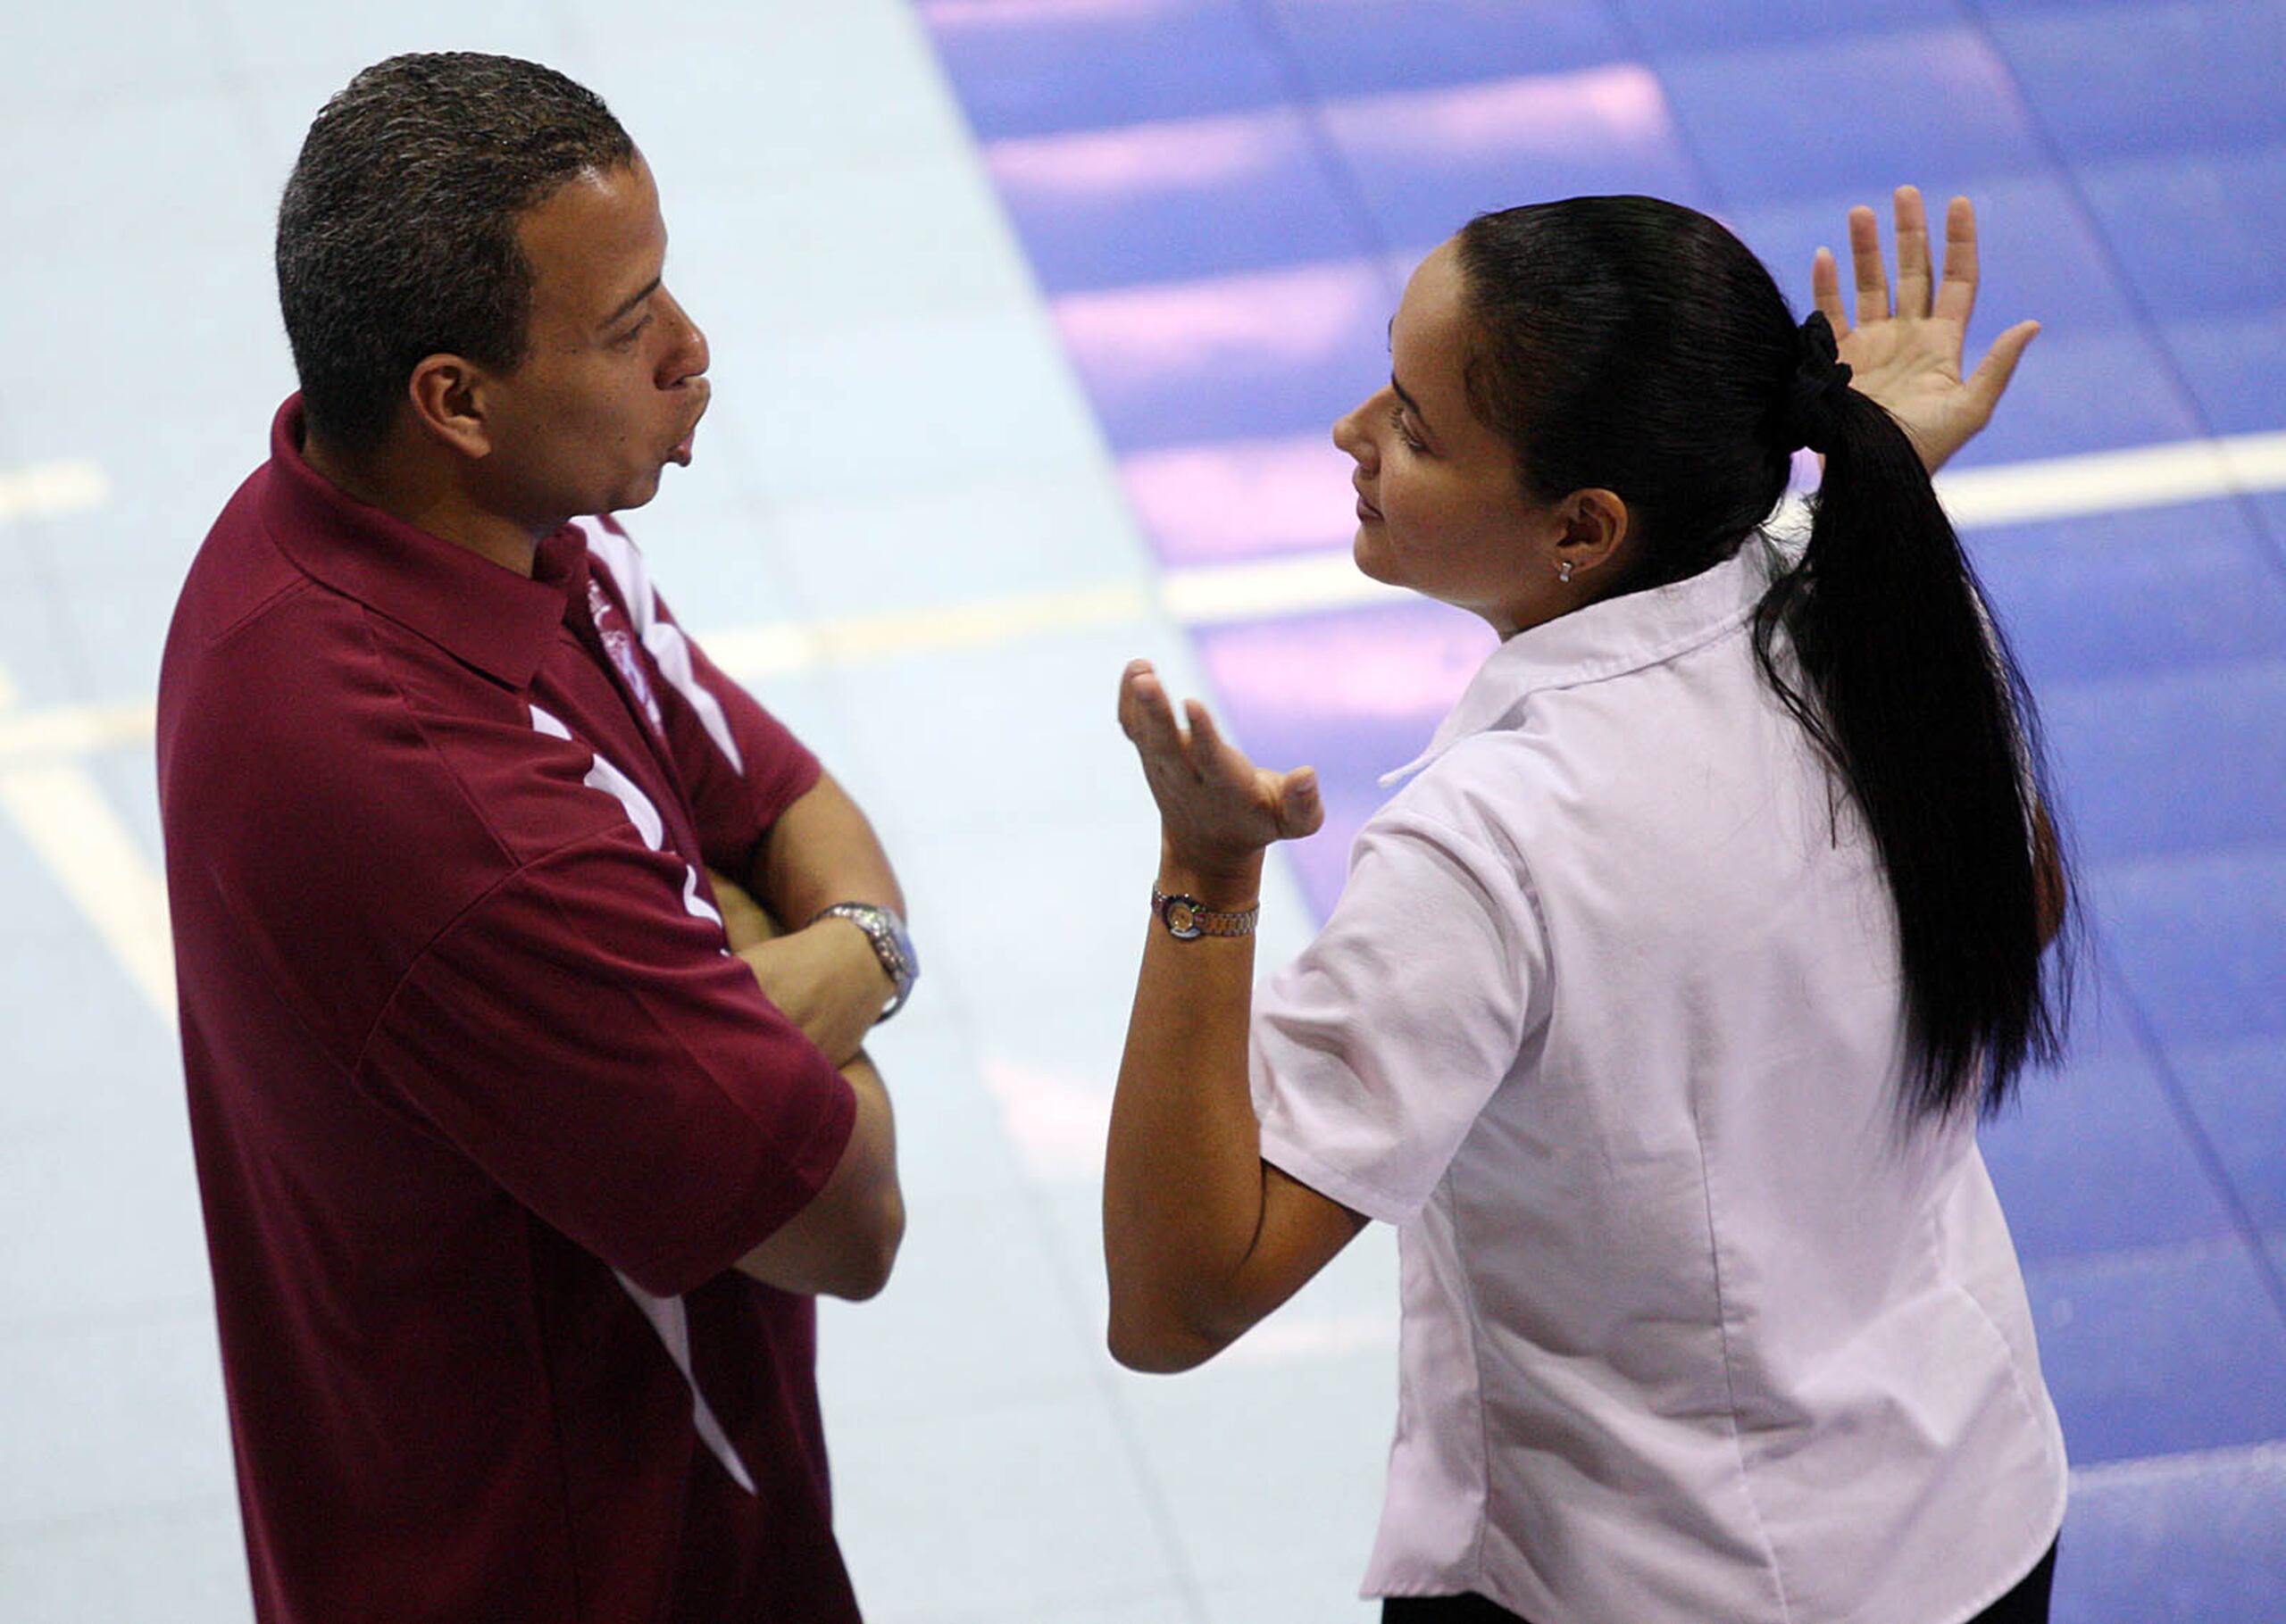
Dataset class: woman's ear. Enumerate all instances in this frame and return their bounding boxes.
[1552,487,1631,580]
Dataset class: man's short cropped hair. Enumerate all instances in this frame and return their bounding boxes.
[275,53,634,456]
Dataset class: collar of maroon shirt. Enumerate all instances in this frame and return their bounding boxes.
[258,395,584,692]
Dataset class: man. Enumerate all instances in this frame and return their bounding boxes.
[156,54,913,1622]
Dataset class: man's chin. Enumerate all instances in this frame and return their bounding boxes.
[601,469,668,516]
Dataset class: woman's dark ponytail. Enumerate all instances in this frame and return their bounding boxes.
[1756,313,2069,1119]
[1454,198,2072,1121]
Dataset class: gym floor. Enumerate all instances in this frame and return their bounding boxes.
[1,2,2279,1619]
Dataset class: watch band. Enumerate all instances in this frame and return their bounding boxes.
[1151,887,1260,941]
[808,902,918,1020]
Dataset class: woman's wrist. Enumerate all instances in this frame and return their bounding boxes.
[1156,841,1264,911]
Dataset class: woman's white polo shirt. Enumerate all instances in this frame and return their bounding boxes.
[1248,541,2066,1624]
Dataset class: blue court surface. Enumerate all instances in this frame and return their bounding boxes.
[1,2,2281,1620]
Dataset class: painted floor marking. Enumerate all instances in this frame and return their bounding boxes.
[4,425,2282,1021]
[0,461,109,524]
[0,663,175,1025]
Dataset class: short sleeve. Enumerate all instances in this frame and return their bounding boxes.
[1251,806,1551,1225]
[359,828,856,1299]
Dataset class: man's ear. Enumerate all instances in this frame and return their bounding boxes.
[405,354,496,462]
[1552,487,1631,579]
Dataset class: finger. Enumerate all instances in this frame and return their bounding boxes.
[1848,204,1890,327]
[1961,319,2040,421]
[1278,766,1326,839]
[1892,186,1932,320]
[1932,194,1981,330]
[1115,659,1153,741]
[1812,246,1849,336]
[1138,673,1189,756]
[1121,662,1189,764]
[1183,696,1233,782]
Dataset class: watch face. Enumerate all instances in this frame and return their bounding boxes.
[1164,897,1203,940]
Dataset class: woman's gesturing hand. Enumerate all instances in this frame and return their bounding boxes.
[1117,660,1323,881]
[1812,186,2040,474]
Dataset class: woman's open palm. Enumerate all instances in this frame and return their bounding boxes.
[1117,660,1323,873]
[1812,187,2040,473]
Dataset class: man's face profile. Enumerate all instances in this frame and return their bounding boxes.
[475,149,712,528]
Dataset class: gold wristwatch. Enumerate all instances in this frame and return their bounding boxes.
[1151,887,1259,941]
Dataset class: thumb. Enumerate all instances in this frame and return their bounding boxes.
[1277,766,1325,838]
[1964,319,2040,420]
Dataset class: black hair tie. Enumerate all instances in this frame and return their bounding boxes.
[1777,310,1855,454]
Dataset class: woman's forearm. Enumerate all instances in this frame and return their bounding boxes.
[1103,852,1268,1371]
[1104,662,1363,1371]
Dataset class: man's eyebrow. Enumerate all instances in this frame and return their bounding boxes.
[600,275,661,331]
[1391,374,1433,441]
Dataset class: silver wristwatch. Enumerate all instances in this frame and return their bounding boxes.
[810,902,919,1021]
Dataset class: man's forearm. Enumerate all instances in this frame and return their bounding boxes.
[711,863,888,1064]
[732,1049,903,1301]
[706,876,903,1298]
[751,771,904,927]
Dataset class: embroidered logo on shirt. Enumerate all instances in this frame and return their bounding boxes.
[588,577,666,732]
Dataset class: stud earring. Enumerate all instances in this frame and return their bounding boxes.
[1556,560,1575,583]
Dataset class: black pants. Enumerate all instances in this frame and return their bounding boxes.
[1381,1539,2058,1623]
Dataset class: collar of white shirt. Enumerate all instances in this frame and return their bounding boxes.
[1380,536,1778,789]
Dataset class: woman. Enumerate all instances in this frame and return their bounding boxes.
[1104,189,2071,1624]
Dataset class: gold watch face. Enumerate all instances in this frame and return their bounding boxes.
[1164,897,1203,940]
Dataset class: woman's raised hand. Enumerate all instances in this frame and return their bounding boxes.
[1812,186,2040,474]
[1117,660,1323,881]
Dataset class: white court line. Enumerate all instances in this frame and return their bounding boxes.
[701,579,1152,679]
[3,427,2282,1023]
[0,426,2279,752]
[2067,1437,2286,1490]
[5,426,2284,757]
[0,460,109,523]
[0,767,177,1022]
[1158,548,1406,626]
[1939,430,2286,528]
[1158,429,2286,626]
[0,660,176,1025]
[0,699,157,767]
[0,664,177,1024]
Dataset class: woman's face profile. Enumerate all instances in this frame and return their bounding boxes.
[1331,239,1571,638]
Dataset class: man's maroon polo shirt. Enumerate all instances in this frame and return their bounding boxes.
[156,398,864,1623]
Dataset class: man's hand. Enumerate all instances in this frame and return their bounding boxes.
[713,868,781,953]
[1812,186,2040,474]
[709,868,889,1067]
